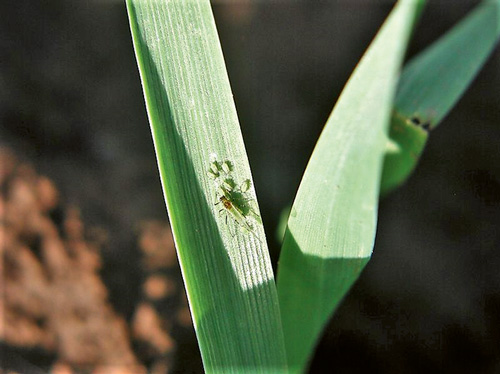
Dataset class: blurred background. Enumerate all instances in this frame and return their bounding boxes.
[1,1,499,373]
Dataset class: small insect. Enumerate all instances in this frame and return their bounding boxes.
[216,192,261,243]
[208,159,262,240]
[217,195,255,234]
[207,160,233,180]
[218,179,261,224]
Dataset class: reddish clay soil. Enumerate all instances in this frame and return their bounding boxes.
[1,148,193,374]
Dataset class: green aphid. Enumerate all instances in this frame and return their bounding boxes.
[209,160,262,239]
[217,194,256,234]
[240,179,251,193]
[222,178,235,191]
[207,162,220,179]
[207,160,233,180]
[221,160,232,174]
[225,180,262,225]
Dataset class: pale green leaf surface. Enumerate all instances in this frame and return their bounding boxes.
[126,1,287,372]
[276,2,421,373]
[381,0,500,194]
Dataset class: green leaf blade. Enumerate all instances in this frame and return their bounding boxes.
[277,2,422,372]
[382,0,500,194]
[396,0,500,127]
[126,1,288,372]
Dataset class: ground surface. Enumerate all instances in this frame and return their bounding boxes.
[1,148,199,373]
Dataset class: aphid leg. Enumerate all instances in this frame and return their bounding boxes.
[213,191,219,207]
[217,206,225,217]
[224,211,237,237]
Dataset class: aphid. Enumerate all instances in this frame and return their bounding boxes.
[207,161,221,179]
[221,160,232,174]
[222,178,236,192]
[208,159,262,240]
[240,179,251,193]
[216,184,261,240]
[217,195,255,233]
[207,160,233,180]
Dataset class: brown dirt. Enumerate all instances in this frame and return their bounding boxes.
[0,148,193,374]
